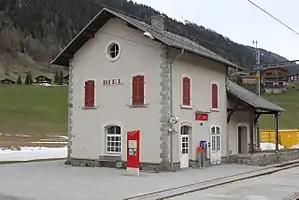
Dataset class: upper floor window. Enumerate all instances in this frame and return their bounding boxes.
[132,75,145,105]
[108,43,119,58]
[106,41,121,62]
[84,80,95,108]
[182,77,191,106]
[211,82,219,110]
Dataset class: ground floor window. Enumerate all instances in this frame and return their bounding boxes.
[106,125,121,154]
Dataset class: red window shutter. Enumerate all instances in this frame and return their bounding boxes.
[89,80,95,107]
[182,77,191,106]
[84,80,95,107]
[132,75,145,105]
[212,83,218,109]
[84,81,90,107]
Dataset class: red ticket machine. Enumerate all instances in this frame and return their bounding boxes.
[126,130,140,176]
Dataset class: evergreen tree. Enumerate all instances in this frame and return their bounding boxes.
[59,70,63,85]
[16,75,22,84]
[54,71,59,84]
[0,0,288,70]
[29,73,33,84]
[24,72,30,85]
[24,71,33,85]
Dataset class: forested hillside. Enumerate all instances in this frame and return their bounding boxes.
[0,0,288,77]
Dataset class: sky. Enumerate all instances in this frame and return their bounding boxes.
[132,0,299,61]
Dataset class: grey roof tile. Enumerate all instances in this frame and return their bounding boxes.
[227,80,285,112]
[110,9,241,69]
[51,8,242,69]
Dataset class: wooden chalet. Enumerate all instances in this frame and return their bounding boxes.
[0,78,16,85]
[34,75,52,84]
[261,67,288,93]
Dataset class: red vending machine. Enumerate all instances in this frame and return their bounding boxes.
[126,130,140,176]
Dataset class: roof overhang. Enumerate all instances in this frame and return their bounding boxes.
[51,8,242,70]
[227,80,285,113]
[51,9,116,66]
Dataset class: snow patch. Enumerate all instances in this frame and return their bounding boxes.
[260,143,285,151]
[0,147,67,162]
[289,144,299,149]
[28,142,67,144]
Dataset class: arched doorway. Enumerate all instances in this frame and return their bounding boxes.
[180,125,191,168]
[237,125,249,154]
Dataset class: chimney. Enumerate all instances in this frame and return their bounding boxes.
[150,15,165,32]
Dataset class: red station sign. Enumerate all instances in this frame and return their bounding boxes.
[195,113,209,121]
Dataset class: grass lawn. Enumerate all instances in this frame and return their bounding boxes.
[260,85,299,130]
[0,85,68,135]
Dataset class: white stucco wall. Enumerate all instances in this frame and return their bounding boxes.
[70,18,164,163]
[227,100,255,155]
[68,16,245,166]
[171,51,228,162]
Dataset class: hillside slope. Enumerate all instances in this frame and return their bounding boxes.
[261,85,299,129]
[0,0,288,77]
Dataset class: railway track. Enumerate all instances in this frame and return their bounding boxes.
[123,161,299,200]
[284,192,299,200]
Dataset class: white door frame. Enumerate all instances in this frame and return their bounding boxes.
[180,125,191,168]
[236,123,249,154]
[210,125,221,165]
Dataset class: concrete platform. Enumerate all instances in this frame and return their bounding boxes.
[0,160,265,200]
[227,149,299,166]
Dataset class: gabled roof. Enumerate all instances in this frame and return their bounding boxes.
[0,78,15,83]
[35,75,52,81]
[51,8,242,70]
[227,80,285,112]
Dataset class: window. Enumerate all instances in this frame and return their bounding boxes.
[211,82,219,110]
[181,125,190,135]
[84,80,95,107]
[182,77,191,106]
[132,75,145,105]
[106,125,122,154]
[107,43,120,59]
[211,126,221,135]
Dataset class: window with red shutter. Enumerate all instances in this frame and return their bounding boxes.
[84,80,95,107]
[182,77,191,106]
[211,83,218,109]
[132,75,145,105]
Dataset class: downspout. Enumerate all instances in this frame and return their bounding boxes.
[169,48,185,172]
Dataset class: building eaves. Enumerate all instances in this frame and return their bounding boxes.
[51,8,242,70]
[227,80,285,112]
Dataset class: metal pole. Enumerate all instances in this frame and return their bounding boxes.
[274,113,279,151]
[253,40,261,149]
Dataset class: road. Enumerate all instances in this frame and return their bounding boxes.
[170,166,299,200]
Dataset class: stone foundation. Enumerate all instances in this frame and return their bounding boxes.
[227,150,299,166]
[67,158,230,171]
[68,158,181,173]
